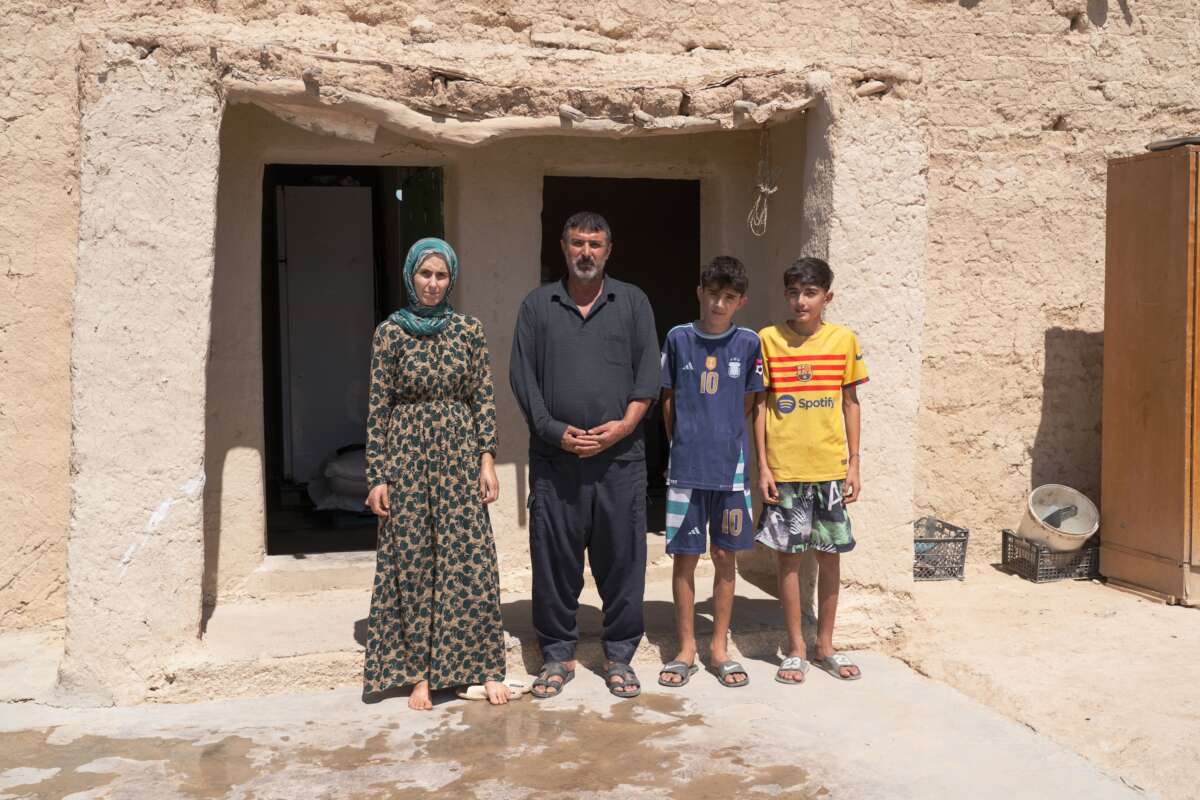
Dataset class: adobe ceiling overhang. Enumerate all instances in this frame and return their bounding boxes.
[217,41,818,146]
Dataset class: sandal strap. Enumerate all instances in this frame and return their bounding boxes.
[660,661,693,675]
[718,661,747,676]
[780,656,810,671]
[606,663,639,684]
[539,661,571,680]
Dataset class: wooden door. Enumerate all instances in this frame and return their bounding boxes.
[1102,148,1196,567]
[538,176,702,531]
[1192,150,1200,570]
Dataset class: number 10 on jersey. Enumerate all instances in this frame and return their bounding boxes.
[699,369,720,395]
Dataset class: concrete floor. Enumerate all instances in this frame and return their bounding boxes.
[92,550,904,704]
[896,565,1200,800]
[0,652,1136,799]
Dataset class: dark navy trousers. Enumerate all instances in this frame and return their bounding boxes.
[529,453,647,665]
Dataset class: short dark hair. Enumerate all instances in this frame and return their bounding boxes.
[699,255,749,295]
[783,257,833,291]
[561,211,612,244]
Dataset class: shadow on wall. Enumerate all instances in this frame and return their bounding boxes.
[1029,327,1103,504]
[202,112,266,627]
[1096,0,1135,26]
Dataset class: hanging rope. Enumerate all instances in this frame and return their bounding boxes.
[747,126,777,238]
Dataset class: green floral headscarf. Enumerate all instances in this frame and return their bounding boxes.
[390,237,458,336]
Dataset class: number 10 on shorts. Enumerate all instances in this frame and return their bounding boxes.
[722,508,743,535]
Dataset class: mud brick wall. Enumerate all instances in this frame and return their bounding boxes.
[4,0,1200,633]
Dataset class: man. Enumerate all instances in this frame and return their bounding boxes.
[510,211,659,699]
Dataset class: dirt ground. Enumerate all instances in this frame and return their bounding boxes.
[889,565,1200,799]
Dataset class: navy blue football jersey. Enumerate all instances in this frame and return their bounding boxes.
[660,323,764,490]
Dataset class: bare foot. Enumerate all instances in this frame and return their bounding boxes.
[484,680,511,705]
[659,646,697,685]
[408,680,433,711]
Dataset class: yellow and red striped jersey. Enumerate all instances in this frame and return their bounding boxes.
[758,322,868,482]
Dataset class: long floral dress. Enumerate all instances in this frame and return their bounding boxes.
[362,313,505,693]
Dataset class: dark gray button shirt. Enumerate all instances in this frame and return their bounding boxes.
[510,276,660,461]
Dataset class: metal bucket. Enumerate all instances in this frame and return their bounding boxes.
[1016,484,1099,552]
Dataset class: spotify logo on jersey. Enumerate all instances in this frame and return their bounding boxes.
[777,394,835,414]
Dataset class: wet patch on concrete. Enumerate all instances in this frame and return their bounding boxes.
[0,695,823,798]
[389,693,820,798]
[0,728,257,798]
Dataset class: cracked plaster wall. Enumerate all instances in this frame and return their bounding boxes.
[58,46,223,704]
[737,85,929,599]
[821,92,930,585]
[0,6,79,632]
[6,0,1200,640]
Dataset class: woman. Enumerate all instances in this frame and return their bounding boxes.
[363,237,510,710]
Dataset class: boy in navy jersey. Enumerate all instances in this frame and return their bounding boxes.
[657,256,764,689]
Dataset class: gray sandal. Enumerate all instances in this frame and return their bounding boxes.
[812,653,862,681]
[658,660,699,687]
[775,656,810,684]
[604,662,642,698]
[531,662,575,699]
[715,660,750,688]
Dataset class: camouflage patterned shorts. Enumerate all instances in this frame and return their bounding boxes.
[755,480,855,554]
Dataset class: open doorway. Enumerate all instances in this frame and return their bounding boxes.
[540,176,702,530]
[261,164,444,555]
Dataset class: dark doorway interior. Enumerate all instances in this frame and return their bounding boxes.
[540,176,702,531]
[261,164,444,555]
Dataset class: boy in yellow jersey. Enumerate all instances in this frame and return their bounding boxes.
[754,257,867,684]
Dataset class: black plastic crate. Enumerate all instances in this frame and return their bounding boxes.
[913,517,969,581]
[1001,529,1099,583]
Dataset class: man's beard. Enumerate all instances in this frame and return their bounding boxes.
[568,257,602,281]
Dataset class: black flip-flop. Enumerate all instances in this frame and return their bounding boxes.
[604,662,642,698]
[531,662,575,699]
[657,660,699,687]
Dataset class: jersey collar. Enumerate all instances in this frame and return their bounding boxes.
[690,321,737,340]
